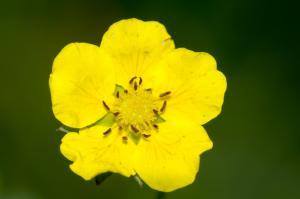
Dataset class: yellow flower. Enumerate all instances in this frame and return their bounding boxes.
[49,18,227,192]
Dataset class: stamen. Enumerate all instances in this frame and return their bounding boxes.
[122,136,128,142]
[134,82,138,90]
[153,124,158,129]
[160,101,167,112]
[131,125,139,133]
[129,76,137,84]
[103,128,111,136]
[116,78,164,133]
[153,109,159,115]
[159,91,171,98]
[102,101,110,111]
[142,134,151,138]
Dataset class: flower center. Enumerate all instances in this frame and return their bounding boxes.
[102,76,171,141]
[116,88,158,129]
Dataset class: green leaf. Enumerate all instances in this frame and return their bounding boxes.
[129,132,141,145]
[113,84,125,96]
[133,175,144,187]
[80,112,116,131]
[57,125,79,133]
[153,115,166,123]
[58,103,118,132]
[95,172,113,185]
[56,126,69,133]
[96,112,116,126]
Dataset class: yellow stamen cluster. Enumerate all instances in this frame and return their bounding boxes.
[102,76,171,140]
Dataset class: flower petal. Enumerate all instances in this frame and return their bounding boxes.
[152,48,227,125]
[60,125,136,180]
[49,43,116,128]
[134,116,212,192]
[100,18,175,85]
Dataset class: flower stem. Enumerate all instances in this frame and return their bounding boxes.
[156,191,166,199]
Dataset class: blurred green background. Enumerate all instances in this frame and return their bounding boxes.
[0,0,299,198]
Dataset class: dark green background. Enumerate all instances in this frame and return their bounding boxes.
[1,0,299,198]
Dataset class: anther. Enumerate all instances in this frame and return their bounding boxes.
[139,77,143,85]
[159,91,171,98]
[113,112,120,116]
[142,134,151,138]
[102,101,110,111]
[131,125,139,133]
[145,88,152,92]
[124,89,128,94]
[122,136,128,142]
[153,124,158,129]
[129,76,137,84]
[116,91,120,98]
[134,82,138,90]
[153,109,159,115]
[103,128,111,136]
[160,101,167,112]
